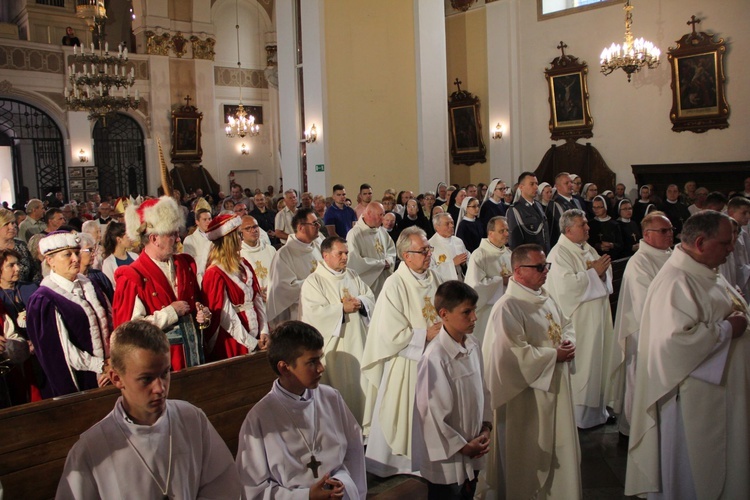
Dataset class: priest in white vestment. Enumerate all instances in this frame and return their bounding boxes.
[726,197,750,296]
[625,212,750,500]
[346,202,396,298]
[300,236,375,425]
[266,208,322,327]
[57,320,241,499]
[546,208,615,429]
[236,321,367,499]
[182,208,212,284]
[482,243,581,499]
[361,227,443,476]
[465,216,512,349]
[429,212,469,282]
[239,215,276,303]
[608,212,673,435]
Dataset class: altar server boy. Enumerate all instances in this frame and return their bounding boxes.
[412,280,492,499]
[236,320,367,499]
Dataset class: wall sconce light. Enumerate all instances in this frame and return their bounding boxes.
[304,123,317,143]
[492,123,504,140]
[78,149,89,162]
[240,143,249,155]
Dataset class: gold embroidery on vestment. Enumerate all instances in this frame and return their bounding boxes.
[422,296,438,324]
[253,260,268,280]
[546,313,562,345]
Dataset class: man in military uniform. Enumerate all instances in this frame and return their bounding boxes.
[507,172,550,252]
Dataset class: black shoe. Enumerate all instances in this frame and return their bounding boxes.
[606,414,617,426]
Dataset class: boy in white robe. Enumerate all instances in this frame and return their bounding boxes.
[56,320,241,499]
[300,236,375,425]
[236,320,367,499]
[412,281,492,499]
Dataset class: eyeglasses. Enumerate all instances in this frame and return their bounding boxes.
[517,262,552,273]
[406,245,434,256]
[300,220,321,227]
[645,227,676,234]
[467,204,480,209]
[242,225,259,231]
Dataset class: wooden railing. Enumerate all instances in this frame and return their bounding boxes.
[0,351,276,499]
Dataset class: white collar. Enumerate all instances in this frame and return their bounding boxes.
[49,271,78,292]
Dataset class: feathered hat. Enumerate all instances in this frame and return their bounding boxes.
[206,213,241,241]
[124,196,185,241]
[39,231,81,256]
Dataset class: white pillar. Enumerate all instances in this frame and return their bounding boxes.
[300,0,327,197]
[146,55,172,194]
[413,0,449,193]
[486,0,522,184]
[276,0,302,193]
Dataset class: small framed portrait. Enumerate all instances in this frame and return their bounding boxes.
[69,167,83,178]
[668,19,729,133]
[70,180,84,191]
[85,179,98,190]
[448,81,486,166]
[171,96,203,163]
[544,45,593,141]
[86,191,99,201]
[83,167,97,178]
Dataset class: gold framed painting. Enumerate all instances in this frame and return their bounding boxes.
[545,44,593,141]
[448,80,486,166]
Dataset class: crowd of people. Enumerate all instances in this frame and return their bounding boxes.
[0,173,748,499]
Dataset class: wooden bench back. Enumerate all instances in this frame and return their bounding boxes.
[0,351,275,499]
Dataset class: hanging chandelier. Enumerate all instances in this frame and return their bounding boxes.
[226,0,260,138]
[600,0,660,82]
[65,1,140,121]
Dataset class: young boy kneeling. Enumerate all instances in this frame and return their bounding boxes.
[236,320,367,499]
[412,280,492,499]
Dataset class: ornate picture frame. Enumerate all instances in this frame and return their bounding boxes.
[171,95,203,163]
[668,17,729,133]
[448,79,486,166]
[544,42,593,141]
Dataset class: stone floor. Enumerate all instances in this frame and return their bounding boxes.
[367,421,631,499]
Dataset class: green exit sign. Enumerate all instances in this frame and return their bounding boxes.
[315,164,325,172]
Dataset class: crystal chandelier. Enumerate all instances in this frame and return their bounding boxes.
[65,1,140,121]
[600,0,660,82]
[226,0,260,138]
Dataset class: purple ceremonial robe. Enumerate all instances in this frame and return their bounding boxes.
[26,284,109,398]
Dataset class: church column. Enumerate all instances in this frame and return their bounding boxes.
[414,0,450,193]
[486,0,522,183]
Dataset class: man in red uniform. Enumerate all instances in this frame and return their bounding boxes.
[113,196,208,370]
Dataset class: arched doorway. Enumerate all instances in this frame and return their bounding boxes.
[0,99,66,205]
[92,113,147,198]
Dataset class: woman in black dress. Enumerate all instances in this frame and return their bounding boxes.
[455,197,485,253]
[616,199,641,257]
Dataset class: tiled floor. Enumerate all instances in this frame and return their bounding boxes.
[367,421,631,499]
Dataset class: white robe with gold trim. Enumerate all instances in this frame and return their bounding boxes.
[299,263,374,425]
[266,235,321,325]
[240,240,276,300]
[546,234,614,428]
[625,245,750,499]
[428,233,468,283]
[346,218,396,298]
[482,279,581,499]
[465,238,511,348]
[360,264,442,476]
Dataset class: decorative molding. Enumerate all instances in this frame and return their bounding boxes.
[451,0,477,12]
[171,32,188,58]
[0,44,65,74]
[0,80,11,93]
[190,36,215,61]
[214,66,267,89]
[145,31,171,56]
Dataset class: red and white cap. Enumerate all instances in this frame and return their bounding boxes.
[124,196,185,241]
[206,213,241,241]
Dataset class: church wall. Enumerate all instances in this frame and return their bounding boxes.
[514,0,749,191]
[169,0,194,23]
[323,0,419,199]
[446,8,490,189]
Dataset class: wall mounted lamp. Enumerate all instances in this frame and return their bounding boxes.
[240,143,249,155]
[304,123,317,143]
[492,123,504,140]
[78,149,89,162]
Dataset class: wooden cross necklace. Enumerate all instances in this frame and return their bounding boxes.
[275,389,322,478]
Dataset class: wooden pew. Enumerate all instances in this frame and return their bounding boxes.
[0,351,276,499]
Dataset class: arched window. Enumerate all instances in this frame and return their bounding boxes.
[92,113,147,198]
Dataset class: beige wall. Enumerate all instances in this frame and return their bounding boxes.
[323,0,419,199]
[446,8,489,188]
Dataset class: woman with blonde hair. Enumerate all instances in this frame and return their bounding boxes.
[0,208,40,284]
[201,214,268,361]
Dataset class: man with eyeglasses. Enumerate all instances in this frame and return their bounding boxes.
[546,209,614,429]
[361,226,444,476]
[626,210,749,499]
[483,243,580,499]
[239,215,276,303]
[346,202,396,298]
[266,208,323,328]
[465,216,512,347]
[608,212,673,439]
